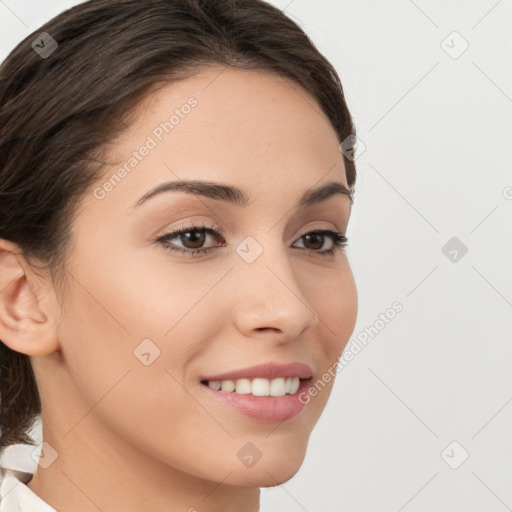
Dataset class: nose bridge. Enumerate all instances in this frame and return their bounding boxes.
[232,233,319,337]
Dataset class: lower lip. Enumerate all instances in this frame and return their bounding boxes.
[199,378,312,422]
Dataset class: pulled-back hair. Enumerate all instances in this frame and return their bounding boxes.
[0,0,357,452]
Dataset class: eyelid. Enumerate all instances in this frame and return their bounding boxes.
[294,222,341,239]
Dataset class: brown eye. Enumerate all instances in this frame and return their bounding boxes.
[156,222,226,257]
[292,230,348,256]
[177,229,207,250]
[301,232,325,251]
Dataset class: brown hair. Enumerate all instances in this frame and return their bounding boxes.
[0,0,357,452]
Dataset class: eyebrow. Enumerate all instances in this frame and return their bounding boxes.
[133,179,353,209]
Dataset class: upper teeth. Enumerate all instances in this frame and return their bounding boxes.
[206,377,301,396]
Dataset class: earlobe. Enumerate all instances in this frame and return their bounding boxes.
[0,238,60,356]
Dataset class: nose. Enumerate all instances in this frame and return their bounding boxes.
[231,239,319,342]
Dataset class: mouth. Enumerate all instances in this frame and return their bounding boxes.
[199,377,314,423]
[197,362,314,422]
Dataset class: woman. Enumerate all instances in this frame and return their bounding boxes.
[0,0,358,510]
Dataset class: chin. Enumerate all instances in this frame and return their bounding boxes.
[235,465,304,487]
[223,450,307,487]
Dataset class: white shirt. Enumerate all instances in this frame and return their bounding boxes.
[0,465,56,512]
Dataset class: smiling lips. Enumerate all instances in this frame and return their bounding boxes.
[200,374,314,423]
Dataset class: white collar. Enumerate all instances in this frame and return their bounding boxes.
[0,466,57,512]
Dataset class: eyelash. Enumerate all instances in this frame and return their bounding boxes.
[155,220,348,258]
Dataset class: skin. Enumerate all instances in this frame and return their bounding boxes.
[0,66,358,512]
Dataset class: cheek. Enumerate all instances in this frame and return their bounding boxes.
[56,279,211,459]
[310,262,358,356]
[55,250,228,424]
[103,243,233,338]
[293,264,357,410]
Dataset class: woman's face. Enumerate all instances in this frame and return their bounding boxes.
[35,67,357,489]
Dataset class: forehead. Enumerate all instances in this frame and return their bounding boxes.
[119,66,341,156]
[84,66,348,216]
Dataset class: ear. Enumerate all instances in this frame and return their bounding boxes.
[0,238,60,356]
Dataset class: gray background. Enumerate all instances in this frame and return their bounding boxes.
[1,1,511,511]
